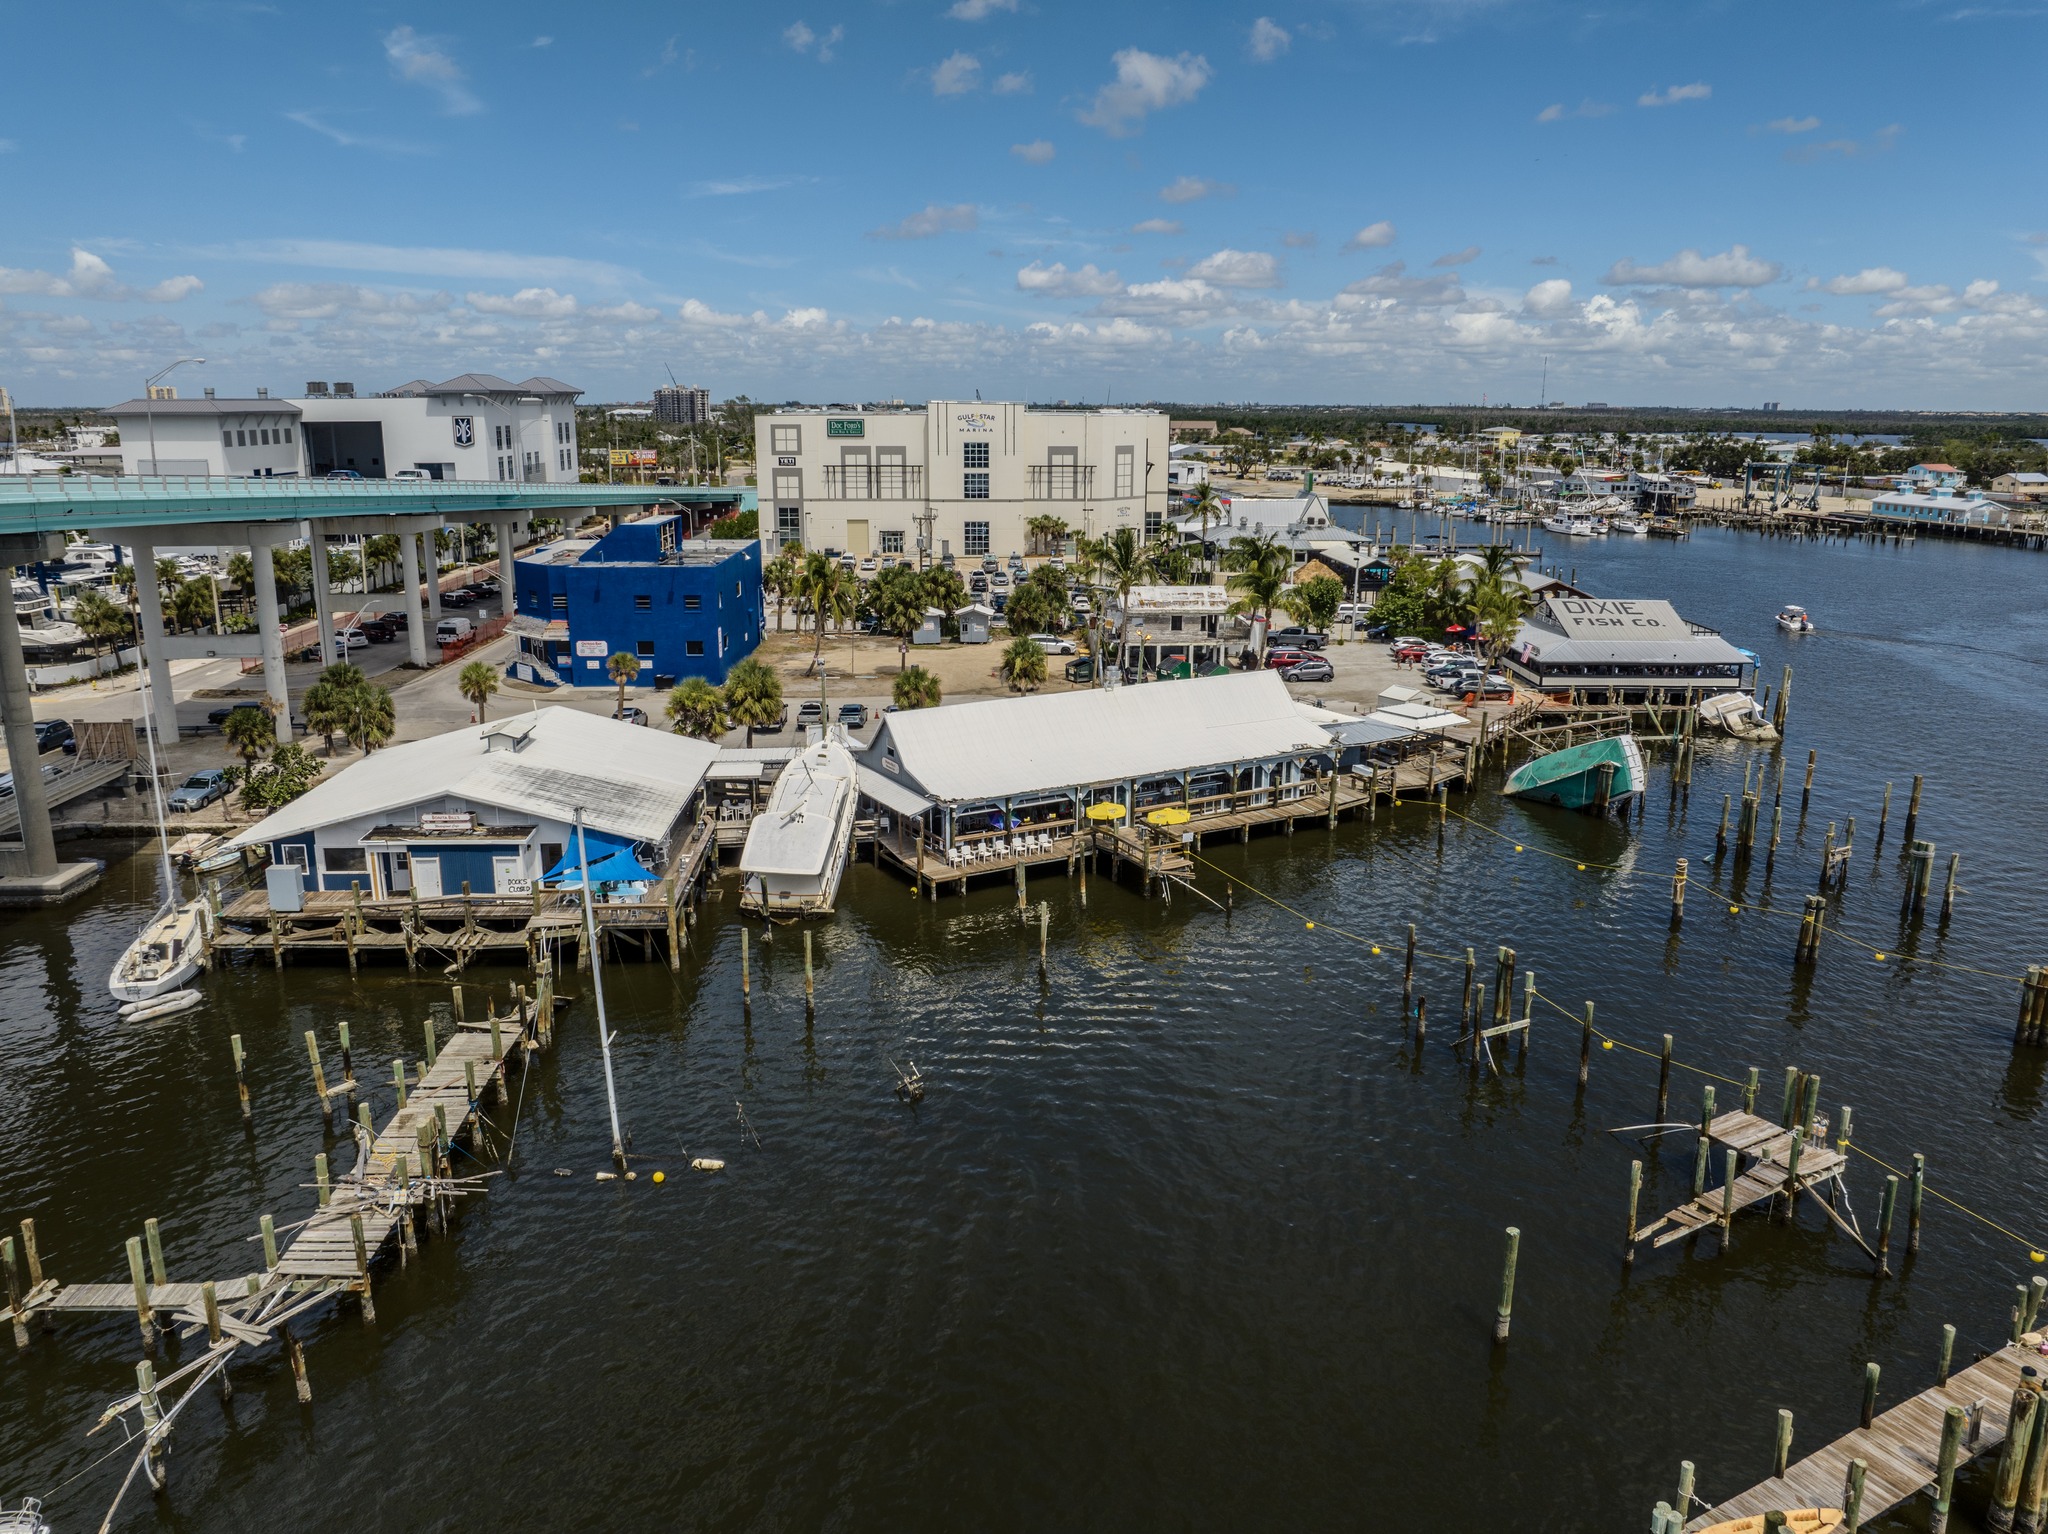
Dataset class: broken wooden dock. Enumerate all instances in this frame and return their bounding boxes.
[1632,1110,1862,1258]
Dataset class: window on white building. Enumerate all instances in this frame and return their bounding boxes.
[771,424,801,454]
[964,520,991,555]
[776,506,803,545]
[964,473,989,499]
[962,441,989,469]
[222,432,232,447]
[773,469,801,502]
[1115,445,1135,498]
[880,530,904,554]
[1145,509,1163,539]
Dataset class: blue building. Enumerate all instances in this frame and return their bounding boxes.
[511,515,764,688]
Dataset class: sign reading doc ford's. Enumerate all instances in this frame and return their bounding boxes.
[1543,597,1690,640]
[826,418,864,438]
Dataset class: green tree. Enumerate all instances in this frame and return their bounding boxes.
[1222,533,1291,634]
[999,637,1048,693]
[323,546,362,594]
[892,664,941,710]
[1186,481,1225,574]
[920,565,967,617]
[1003,578,1064,638]
[170,576,215,633]
[1423,556,1473,635]
[343,684,396,753]
[458,659,500,722]
[1282,574,1345,634]
[706,509,759,539]
[361,534,401,590]
[666,676,729,739]
[763,546,799,631]
[224,742,324,812]
[1470,582,1529,674]
[71,589,129,660]
[221,705,275,765]
[225,551,254,592]
[302,662,371,755]
[1086,526,1152,679]
[721,656,784,746]
[607,652,641,715]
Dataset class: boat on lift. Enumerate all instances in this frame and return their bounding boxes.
[739,725,859,917]
[1775,604,1815,633]
[1503,735,1645,816]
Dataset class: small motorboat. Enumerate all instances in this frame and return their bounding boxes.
[1610,517,1650,535]
[1503,735,1645,816]
[1776,604,1815,633]
[1541,513,1601,537]
[109,899,208,1004]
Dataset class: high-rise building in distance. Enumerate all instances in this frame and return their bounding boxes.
[654,385,712,425]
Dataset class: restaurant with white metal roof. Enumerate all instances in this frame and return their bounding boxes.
[1504,596,1754,701]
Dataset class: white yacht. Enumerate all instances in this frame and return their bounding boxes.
[1610,517,1651,535]
[1775,604,1816,633]
[1541,513,1602,537]
[739,726,860,917]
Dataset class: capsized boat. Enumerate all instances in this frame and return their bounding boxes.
[109,899,208,1004]
[1503,735,1645,815]
[1775,604,1815,632]
[1698,691,1780,742]
[738,726,858,917]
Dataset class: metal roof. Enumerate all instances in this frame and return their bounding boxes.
[867,671,1335,804]
[429,373,520,393]
[516,376,582,397]
[226,707,716,849]
[104,398,302,417]
[854,762,934,818]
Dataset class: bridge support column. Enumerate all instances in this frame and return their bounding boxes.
[495,519,518,619]
[249,533,292,742]
[126,532,182,748]
[0,560,59,877]
[398,532,429,667]
[421,532,443,628]
[308,527,336,668]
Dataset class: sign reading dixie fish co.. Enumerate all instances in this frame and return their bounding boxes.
[1543,597,1691,639]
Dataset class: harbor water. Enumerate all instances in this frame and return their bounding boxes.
[3,526,2046,1531]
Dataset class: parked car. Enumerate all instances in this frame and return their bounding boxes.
[795,699,825,727]
[988,571,1010,590]
[1433,669,1483,694]
[356,619,395,643]
[968,574,990,594]
[1267,627,1326,651]
[334,629,370,651]
[980,554,1000,572]
[1028,633,1076,655]
[0,763,63,799]
[1463,677,1516,702]
[1362,622,1393,641]
[34,718,75,755]
[1280,656,1335,683]
[1263,647,1311,669]
[757,705,789,732]
[323,469,363,480]
[390,468,431,481]
[1071,595,1092,616]
[435,617,473,646]
[207,703,265,731]
[837,703,870,729]
[440,589,475,608]
[365,609,407,631]
[1392,642,1431,663]
[838,555,858,572]
[858,557,877,574]
[614,705,649,727]
[167,768,230,812]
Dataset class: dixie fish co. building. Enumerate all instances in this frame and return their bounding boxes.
[510,515,763,688]
[754,401,1169,563]
[226,709,719,897]
[1505,596,1754,701]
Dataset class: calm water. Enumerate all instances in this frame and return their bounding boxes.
[4,527,2047,1532]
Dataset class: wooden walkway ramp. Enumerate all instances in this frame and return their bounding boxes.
[1684,1332,2044,1530]
[1634,1110,1860,1256]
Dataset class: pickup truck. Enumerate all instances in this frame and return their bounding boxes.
[1266,627,1327,651]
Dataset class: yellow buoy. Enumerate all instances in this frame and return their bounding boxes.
[2032,1251,2045,1264]
[1602,1040,1614,1050]
[1305,921,1315,930]
[652,1171,665,1184]
[1514,844,1524,852]
[1371,946,1380,955]
[1729,905,1740,915]
[1875,952,1886,961]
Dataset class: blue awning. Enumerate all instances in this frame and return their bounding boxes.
[543,829,637,882]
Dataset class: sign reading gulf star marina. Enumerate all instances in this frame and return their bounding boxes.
[1542,597,1693,639]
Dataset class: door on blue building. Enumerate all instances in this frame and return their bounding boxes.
[379,850,411,896]
[412,856,443,898]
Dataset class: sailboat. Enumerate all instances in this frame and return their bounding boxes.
[1503,736,1645,816]
[108,668,210,1004]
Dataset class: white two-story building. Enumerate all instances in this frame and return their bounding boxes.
[754,401,1169,563]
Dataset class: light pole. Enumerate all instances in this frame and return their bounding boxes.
[142,358,204,476]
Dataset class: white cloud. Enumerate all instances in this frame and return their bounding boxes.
[1011,139,1056,164]
[1812,267,1909,296]
[1186,249,1280,288]
[1787,124,1901,163]
[1077,48,1211,136]
[1340,261,1463,307]
[1767,115,1820,134]
[284,111,426,155]
[1248,17,1290,61]
[532,36,553,47]
[382,26,481,115]
[1160,175,1232,204]
[250,283,453,321]
[1638,82,1711,108]
[1281,231,1318,249]
[1017,261,1125,297]
[947,0,1016,16]
[784,20,843,60]
[143,276,205,303]
[1432,246,1481,268]
[0,248,201,303]
[466,286,580,317]
[992,70,1032,94]
[1605,244,1781,288]
[1523,279,1574,315]
[931,50,981,94]
[1130,218,1183,235]
[210,238,638,287]
[689,176,801,197]
[1343,221,1397,251]
[867,203,979,240]
[1536,100,1613,123]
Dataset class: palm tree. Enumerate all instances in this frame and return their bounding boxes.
[892,665,941,710]
[763,546,799,631]
[1186,481,1225,576]
[1424,555,1473,636]
[607,652,641,715]
[1470,583,1529,676]
[666,676,728,739]
[1222,532,1291,636]
[458,659,500,722]
[799,552,853,673]
[302,662,372,755]
[999,637,1048,693]
[1087,526,1152,683]
[344,684,396,753]
[721,656,784,746]
[221,705,274,766]
[71,589,128,661]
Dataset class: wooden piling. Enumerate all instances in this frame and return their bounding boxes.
[1493,1226,1519,1344]
[1578,1002,1593,1087]
[392,1058,408,1108]
[315,1153,330,1208]
[1717,793,1731,856]
[1402,924,1416,1011]
[1904,773,1924,842]
[1461,946,1475,1025]
[1876,1175,1898,1274]
[1801,749,1816,816]
[1670,858,1687,929]
[284,1322,311,1403]
[1939,1323,1956,1385]
[1932,1404,1966,1534]
[1413,995,1427,1043]
[2,1237,25,1349]
[1624,1159,1642,1265]
[304,1030,330,1112]
[1991,1386,2037,1529]
[350,1213,374,1324]
[1693,1086,1716,1196]
[1039,903,1049,979]
[1820,821,1836,889]
[1774,1407,1794,1477]
[423,1016,438,1070]
[1844,1456,1869,1531]
[143,1216,167,1290]
[1942,853,1960,921]
[1909,1154,1926,1254]
[1860,1362,1881,1429]
[1657,1034,1672,1121]
[125,1236,154,1348]
[1723,1148,1738,1239]
[1878,782,1892,844]
[1773,664,1792,733]
[230,1033,250,1118]
[803,929,815,1001]
[741,928,750,998]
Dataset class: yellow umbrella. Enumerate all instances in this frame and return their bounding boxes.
[1085,802,1128,822]
[1145,807,1192,827]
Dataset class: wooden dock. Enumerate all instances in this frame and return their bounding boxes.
[1632,1110,1861,1258]
[1685,1331,2048,1530]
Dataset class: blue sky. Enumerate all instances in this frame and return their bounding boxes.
[2,0,2044,408]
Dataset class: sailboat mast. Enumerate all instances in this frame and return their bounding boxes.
[573,808,628,1167]
[137,664,175,898]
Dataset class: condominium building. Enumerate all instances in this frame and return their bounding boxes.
[654,385,712,425]
[754,401,1169,562]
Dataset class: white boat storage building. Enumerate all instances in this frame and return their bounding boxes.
[228,709,718,898]
[857,671,1339,851]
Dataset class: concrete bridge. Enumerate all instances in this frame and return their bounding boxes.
[0,475,741,898]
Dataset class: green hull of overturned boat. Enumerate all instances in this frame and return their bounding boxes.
[1503,735,1645,814]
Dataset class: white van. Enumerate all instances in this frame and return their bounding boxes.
[435,617,473,646]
